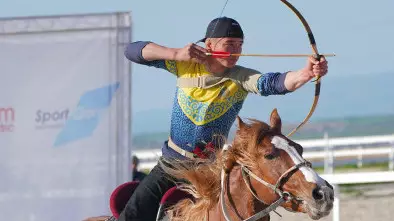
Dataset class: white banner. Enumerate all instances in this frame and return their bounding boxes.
[0,12,132,221]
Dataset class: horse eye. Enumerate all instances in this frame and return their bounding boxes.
[264,153,276,160]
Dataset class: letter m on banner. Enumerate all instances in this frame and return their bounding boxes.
[0,107,14,122]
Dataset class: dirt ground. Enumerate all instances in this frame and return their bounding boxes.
[271,183,394,221]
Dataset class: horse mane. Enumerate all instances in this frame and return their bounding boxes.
[159,118,272,221]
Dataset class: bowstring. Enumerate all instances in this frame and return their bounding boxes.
[195,0,230,44]
[193,0,231,148]
[211,0,239,146]
[211,0,230,37]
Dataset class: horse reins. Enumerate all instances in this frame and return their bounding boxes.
[220,145,312,221]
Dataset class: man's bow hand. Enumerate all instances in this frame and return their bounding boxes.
[301,56,328,81]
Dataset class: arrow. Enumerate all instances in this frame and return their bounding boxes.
[206,51,336,58]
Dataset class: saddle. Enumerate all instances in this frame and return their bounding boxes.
[109,181,194,220]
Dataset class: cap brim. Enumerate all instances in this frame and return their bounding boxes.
[195,38,206,43]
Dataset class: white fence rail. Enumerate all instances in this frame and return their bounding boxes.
[321,171,394,185]
[300,134,394,148]
[133,134,394,171]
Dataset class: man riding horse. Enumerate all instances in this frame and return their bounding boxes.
[120,16,328,221]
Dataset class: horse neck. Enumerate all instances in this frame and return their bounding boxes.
[210,165,271,221]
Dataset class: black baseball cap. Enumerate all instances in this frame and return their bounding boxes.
[196,17,244,43]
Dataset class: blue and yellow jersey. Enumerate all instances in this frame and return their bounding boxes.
[125,41,290,159]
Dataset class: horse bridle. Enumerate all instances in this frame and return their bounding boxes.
[220,145,312,221]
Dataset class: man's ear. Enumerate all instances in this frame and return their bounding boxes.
[205,39,213,51]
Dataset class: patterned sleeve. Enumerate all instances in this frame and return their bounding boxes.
[231,66,291,96]
[124,41,178,76]
[257,72,291,96]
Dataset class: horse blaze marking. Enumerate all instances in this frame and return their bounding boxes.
[271,136,325,185]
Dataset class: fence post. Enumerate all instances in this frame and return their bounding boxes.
[324,132,334,174]
[333,184,340,221]
[357,145,363,168]
[389,141,394,171]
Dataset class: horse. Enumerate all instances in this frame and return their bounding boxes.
[160,108,334,221]
[84,108,334,221]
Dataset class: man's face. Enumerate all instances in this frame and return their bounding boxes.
[206,37,243,68]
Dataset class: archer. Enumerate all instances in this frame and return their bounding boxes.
[119,16,328,221]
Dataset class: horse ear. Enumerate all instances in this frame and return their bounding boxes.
[236,116,246,130]
[270,108,282,132]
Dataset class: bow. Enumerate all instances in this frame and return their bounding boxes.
[279,0,323,137]
[206,0,326,137]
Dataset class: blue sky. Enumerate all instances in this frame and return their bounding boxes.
[1,0,394,123]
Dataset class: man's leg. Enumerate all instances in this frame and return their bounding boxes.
[117,162,176,221]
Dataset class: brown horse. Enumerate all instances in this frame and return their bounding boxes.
[84,108,334,221]
[160,108,334,221]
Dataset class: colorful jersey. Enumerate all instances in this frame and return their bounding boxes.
[125,41,291,159]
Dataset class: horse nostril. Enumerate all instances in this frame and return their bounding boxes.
[312,187,324,201]
[329,192,334,201]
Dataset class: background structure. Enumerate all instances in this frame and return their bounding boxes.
[0,12,132,221]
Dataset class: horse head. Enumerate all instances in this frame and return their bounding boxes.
[224,108,334,220]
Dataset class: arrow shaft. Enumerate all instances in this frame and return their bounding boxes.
[206,52,335,58]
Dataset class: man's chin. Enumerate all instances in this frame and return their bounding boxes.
[223,60,237,68]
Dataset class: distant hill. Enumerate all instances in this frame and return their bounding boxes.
[131,109,171,134]
[281,113,394,139]
[131,114,394,150]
